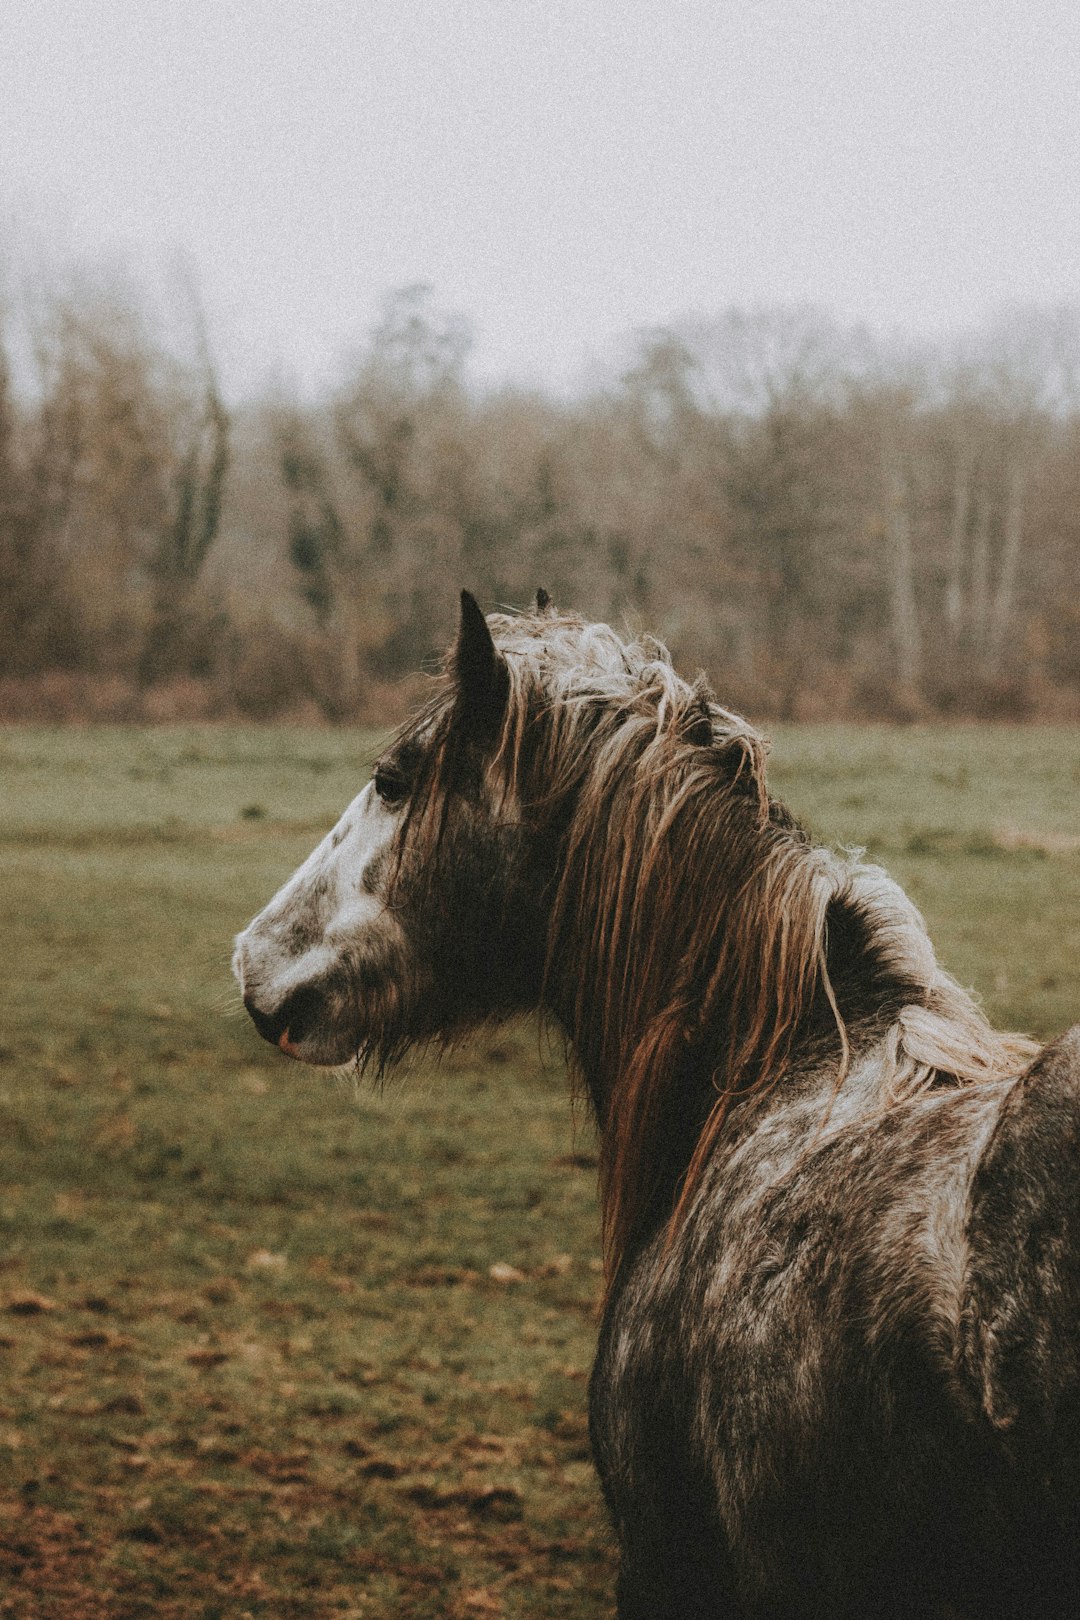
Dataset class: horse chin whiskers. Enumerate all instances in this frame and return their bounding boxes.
[339,930,441,1067]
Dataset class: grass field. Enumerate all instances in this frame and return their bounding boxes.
[2,723,1079,1619]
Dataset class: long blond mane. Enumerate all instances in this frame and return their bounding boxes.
[427,607,1039,1279]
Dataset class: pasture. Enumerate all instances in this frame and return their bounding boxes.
[1,723,1079,1619]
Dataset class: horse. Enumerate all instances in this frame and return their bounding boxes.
[233,591,1080,1619]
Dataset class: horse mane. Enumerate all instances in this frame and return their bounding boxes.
[411,606,1039,1282]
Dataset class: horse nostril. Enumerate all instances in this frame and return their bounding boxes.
[243,986,324,1050]
[243,993,287,1047]
[277,985,324,1046]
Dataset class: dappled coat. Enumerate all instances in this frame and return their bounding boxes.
[236,594,1080,1620]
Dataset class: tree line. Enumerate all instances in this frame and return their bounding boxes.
[3,273,1080,723]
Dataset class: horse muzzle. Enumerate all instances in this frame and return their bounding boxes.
[233,927,358,1066]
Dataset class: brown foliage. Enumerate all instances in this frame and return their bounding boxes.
[4,272,1080,720]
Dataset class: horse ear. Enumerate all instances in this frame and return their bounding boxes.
[683,674,716,747]
[453,590,509,734]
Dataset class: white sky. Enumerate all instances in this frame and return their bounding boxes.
[2,0,1079,398]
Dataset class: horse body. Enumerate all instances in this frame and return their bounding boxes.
[594,1051,1080,1618]
[234,593,1080,1618]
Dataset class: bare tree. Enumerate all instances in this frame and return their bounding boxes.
[137,291,230,686]
[330,286,473,674]
[881,430,922,701]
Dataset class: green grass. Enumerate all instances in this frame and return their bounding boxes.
[1,723,1079,1617]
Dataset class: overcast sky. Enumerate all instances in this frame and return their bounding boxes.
[2,0,1079,397]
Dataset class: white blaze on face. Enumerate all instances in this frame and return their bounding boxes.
[233,779,407,1063]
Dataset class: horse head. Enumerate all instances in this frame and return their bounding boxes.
[233,591,563,1069]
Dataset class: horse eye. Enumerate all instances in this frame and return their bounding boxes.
[373,763,408,806]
